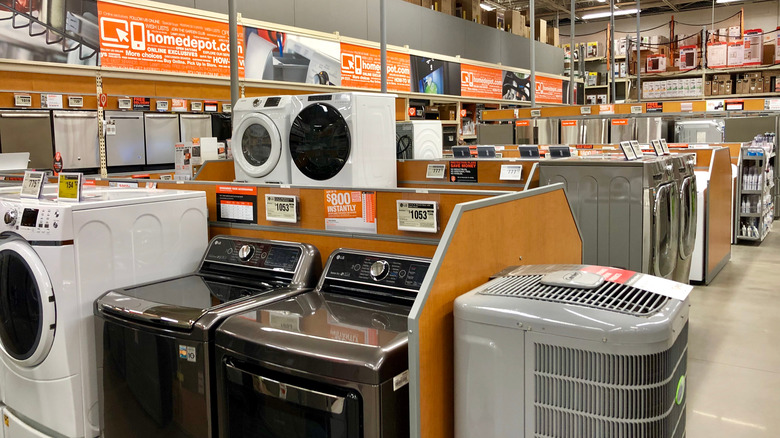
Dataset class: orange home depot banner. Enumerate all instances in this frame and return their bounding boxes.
[340,43,410,92]
[98,1,243,77]
[460,64,502,99]
[535,75,564,104]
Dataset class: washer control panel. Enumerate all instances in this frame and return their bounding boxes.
[204,236,303,273]
[0,204,64,236]
[326,251,431,292]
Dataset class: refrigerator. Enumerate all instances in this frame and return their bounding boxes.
[53,110,99,169]
[144,113,180,165]
[0,110,53,169]
[180,114,212,143]
[105,111,146,166]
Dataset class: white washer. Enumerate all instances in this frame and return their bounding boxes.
[232,95,294,184]
[0,187,208,438]
[289,92,397,188]
[396,120,444,159]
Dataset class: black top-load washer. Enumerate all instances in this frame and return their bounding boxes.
[94,236,320,438]
[214,249,432,438]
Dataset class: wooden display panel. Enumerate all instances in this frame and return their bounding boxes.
[0,71,98,109]
[408,185,582,438]
[194,160,236,181]
[397,159,540,191]
[706,147,732,282]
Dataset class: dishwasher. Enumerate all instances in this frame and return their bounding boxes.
[53,110,100,170]
[180,114,213,143]
[105,111,146,166]
[144,113,180,165]
[0,110,54,169]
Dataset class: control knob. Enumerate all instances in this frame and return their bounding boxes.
[237,244,255,262]
[3,210,17,226]
[369,260,390,281]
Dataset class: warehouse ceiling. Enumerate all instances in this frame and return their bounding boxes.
[486,0,762,23]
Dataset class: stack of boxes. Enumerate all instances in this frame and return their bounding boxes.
[705,74,733,96]
[642,78,704,99]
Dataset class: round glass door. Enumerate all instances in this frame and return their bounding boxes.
[233,113,282,178]
[653,183,679,278]
[0,238,56,367]
[679,177,697,260]
[289,103,351,181]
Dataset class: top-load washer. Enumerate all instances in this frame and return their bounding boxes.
[232,95,294,184]
[94,236,320,438]
[214,249,431,438]
[395,120,443,159]
[289,92,397,188]
[0,187,208,438]
[540,156,679,278]
[670,153,697,283]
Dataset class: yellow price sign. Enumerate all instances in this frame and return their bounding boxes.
[58,173,82,201]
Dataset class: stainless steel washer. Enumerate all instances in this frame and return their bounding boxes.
[670,153,697,283]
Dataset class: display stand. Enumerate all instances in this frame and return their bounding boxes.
[736,141,776,243]
[397,159,540,191]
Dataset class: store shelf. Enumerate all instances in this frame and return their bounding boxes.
[440,120,459,125]
[741,189,763,194]
[585,85,609,89]
[740,212,762,217]
[461,134,477,140]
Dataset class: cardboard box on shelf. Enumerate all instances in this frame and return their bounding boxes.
[679,45,698,70]
[707,42,728,68]
[535,18,547,42]
[458,0,480,22]
[647,55,667,73]
[711,81,720,96]
[727,41,744,67]
[437,0,455,14]
[736,79,745,95]
[404,0,422,5]
[421,0,432,8]
[705,80,712,96]
[586,41,599,58]
[763,43,776,65]
[713,73,732,82]
[676,34,701,48]
[482,9,497,27]
[507,10,526,35]
[722,80,732,95]
[757,77,765,94]
[597,94,608,104]
[728,26,742,41]
[743,29,763,66]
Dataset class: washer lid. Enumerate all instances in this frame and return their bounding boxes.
[0,238,56,367]
[289,103,351,181]
[233,113,283,178]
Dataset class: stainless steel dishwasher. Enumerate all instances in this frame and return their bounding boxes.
[105,111,146,166]
[144,113,180,165]
[53,110,100,170]
[0,111,54,169]
[180,114,213,143]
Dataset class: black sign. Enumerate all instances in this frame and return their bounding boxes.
[133,97,151,111]
[646,102,663,113]
[450,161,478,183]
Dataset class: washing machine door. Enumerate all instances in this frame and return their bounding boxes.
[0,238,56,367]
[289,103,351,181]
[653,182,679,278]
[233,113,283,178]
[679,176,697,260]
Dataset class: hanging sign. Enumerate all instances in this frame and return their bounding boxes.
[461,64,503,99]
[264,194,299,223]
[396,200,438,233]
[58,173,83,202]
[340,43,411,92]
[324,190,377,234]
[20,171,46,199]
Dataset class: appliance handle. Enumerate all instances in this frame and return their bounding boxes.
[180,115,210,119]
[144,114,179,119]
[54,114,97,119]
[1,113,49,118]
[225,362,346,415]
[108,116,142,120]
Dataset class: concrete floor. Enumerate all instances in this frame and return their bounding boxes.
[687,233,780,437]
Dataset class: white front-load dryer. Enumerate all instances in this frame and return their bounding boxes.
[289,92,397,188]
[396,120,443,159]
[232,95,294,184]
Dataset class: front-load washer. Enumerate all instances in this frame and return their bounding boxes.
[671,153,697,283]
[232,95,294,184]
[396,120,444,159]
[0,187,208,438]
[540,156,679,278]
[94,236,320,438]
[289,92,397,188]
[214,249,431,438]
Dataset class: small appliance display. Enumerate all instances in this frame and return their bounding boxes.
[94,236,320,438]
[395,120,444,159]
[289,92,397,188]
[214,249,431,438]
[455,264,689,438]
[232,95,295,184]
[0,187,209,438]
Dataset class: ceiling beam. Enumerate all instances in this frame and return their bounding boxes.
[661,0,680,11]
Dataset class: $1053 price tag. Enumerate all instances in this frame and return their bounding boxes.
[265,194,298,223]
[397,200,438,233]
[57,173,83,202]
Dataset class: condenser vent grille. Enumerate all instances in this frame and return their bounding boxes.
[533,324,688,438]
[479,275,670,316]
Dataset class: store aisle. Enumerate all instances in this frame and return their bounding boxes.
[688,233,780,437]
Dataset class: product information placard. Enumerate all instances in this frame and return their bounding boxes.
[340,43,410,92]
[499,165,523,181]
[461,64,503,100]
[40,94,64,109]
[426,164,447,179]
[646,102,664,113]
[20,171,45,199]
[396,200,438,233]
[216,185,257,224]
[264,194,298,223]
[324,190,377,234]
[449,161,478,183]
[174,142,192,180]
[133,97,151,110]
[58,173,83,202]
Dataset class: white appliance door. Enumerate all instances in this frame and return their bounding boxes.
[180,114,213,142]
[232,113,282,178]
[0,238,56,368]
[653,182,679,278]
[105,112,145,166]
[144,113,180,165]
[53,111,100,169]
[289,103,350,181]
[679,176,697,260]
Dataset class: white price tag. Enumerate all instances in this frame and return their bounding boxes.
[68,96,84,108]
[631,105,643,114]
[499,164,523,181]
[20,171,45,199]
[397,200,438,233]
[265,194,298,223]
[426,164,446,179]
[530,109,542,117]
[14,94,32,107]
[580,106,592,115]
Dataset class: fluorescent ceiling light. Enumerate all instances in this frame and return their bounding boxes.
[581,8,639,19]
[715,0,740,3]
[480,3,496,11]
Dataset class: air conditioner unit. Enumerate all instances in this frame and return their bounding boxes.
[454,264,690,438]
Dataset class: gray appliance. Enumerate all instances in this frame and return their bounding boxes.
[215,249,432,438]
[540,156,679,278]
[671,154,698,283]
[517,119,560,145]
[454,264,689,438]
[144,113,180,165]
[104,111,146,166]
[609,117,637,144]
[0,110,53,169]
[52,110,99,170]
[674,118,724,144]
[560,119,580,144]
[582,118,610,144]
[95,236,320,438]
[515,120,534,144]
[180,114,213,143]
[724,115,778,142]
[477,123,514,145]
[637,116,670,144]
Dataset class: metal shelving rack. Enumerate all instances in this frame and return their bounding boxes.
[736,140,776,243]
